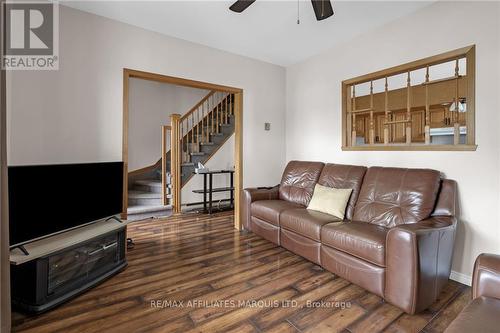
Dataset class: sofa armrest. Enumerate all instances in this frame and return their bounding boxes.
[472,253,500,300]
[386,216,457,314]
[242,186,279,230]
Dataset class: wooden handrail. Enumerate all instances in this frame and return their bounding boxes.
[384,119,411,125]
[178,91,230,156]
[349,108,373,114]
[179,93,231,153]
[180,90,216,122]
[421,75,460,86]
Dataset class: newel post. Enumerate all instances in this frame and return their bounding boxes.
[170,114,181,214]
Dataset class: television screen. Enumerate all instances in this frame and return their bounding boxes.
[8,162,124,247]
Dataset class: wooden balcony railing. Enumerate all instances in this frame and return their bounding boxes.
[342,45,476,151]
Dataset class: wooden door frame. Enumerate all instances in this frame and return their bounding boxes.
[122,68,244,230]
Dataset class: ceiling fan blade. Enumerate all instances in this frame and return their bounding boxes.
[311,0,334,21]
[229,0,256,13]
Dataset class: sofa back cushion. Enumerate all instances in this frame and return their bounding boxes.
[279,161,324,206]
[353,167,441,227]
[317,163,367,220]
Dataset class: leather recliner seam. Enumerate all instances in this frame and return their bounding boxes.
[281,224,321,242]
[322,243,385,268]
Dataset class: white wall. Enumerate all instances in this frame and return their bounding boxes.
[7,5,286,190]
[128,78,208,171]
[286,1,500,281]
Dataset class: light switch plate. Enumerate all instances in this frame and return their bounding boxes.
[264,123,271,131]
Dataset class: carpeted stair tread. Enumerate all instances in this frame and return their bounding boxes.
[135,180,163,187]
[127,204,173,214]
[128,190,162,199]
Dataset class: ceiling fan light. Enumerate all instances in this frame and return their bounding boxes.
[230,0,334,22]
[229,0,256,13]
[311,0,334,21]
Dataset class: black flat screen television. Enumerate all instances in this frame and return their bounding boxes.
[8,162,124,247]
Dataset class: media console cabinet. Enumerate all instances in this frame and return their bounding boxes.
[9,218,128,313]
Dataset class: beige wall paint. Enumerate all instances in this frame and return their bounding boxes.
[128,78,208,171]
[6,5,286,191]
[286,1,500,282]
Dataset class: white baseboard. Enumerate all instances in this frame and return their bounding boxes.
[450,270,472,286]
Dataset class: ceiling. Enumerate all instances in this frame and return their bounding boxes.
[63,1,434,67]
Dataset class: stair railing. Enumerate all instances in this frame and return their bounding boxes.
[179,91,231,164]
[180,90,214,164]
[170,91,234,214]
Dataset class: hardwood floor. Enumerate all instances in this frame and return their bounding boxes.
[12,211,469,333]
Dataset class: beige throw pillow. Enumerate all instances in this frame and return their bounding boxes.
[307,184,353,220]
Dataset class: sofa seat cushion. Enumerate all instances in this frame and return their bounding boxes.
[321,221,388,267]
[251,200,302,226]
[280,208,341,241]
[444,297,500,333]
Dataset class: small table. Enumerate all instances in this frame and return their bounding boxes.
[192,170,234,214]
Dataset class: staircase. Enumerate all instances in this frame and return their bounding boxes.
[127,92,235,220]
[179,115,235,184]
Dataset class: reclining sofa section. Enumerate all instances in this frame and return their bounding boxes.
[242,161,458,314]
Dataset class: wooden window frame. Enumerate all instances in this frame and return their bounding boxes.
[341,45,477,151]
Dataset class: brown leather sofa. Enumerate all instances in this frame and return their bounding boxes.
[445,254,500,333]
[243,160,458,314]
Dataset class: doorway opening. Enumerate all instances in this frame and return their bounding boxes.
[122,69,243,229]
